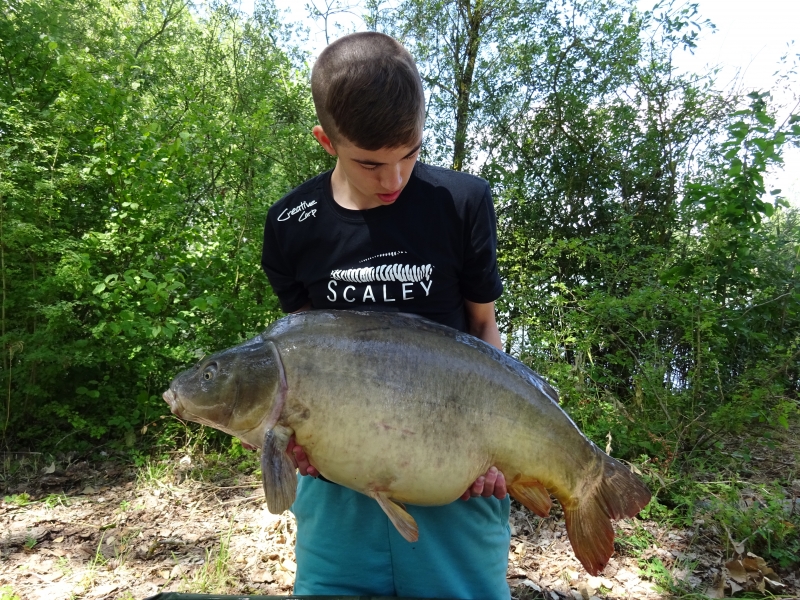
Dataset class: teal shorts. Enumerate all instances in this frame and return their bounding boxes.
[291,475,511,599]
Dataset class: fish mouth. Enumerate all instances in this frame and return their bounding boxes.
[161,388,231,432]
[162,388,184,418]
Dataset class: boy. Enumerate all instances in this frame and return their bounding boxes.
[261,31,511,599]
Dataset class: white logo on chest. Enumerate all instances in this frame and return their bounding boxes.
[278,200,317,223]
[326,263,434,303]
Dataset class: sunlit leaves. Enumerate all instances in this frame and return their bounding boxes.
[378,0,800,459]
[0,0,320,450]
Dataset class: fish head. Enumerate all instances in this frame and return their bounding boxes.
[163,334,282,446]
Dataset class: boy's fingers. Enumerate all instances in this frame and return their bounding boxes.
[292,445,308,470]
[285,437,299,468]
[462,467,507,500]
[491,470,507,499]
[481,467,498,497]
[291,441,318,478]
[467,476,485,498]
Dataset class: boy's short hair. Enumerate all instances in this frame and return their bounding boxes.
[311,32,425,150]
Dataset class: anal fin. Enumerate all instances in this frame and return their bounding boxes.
[369,491,419,542]
[509,477,552,517]
[261,425,297,515]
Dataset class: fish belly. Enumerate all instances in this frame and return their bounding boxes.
[292,407,495,505]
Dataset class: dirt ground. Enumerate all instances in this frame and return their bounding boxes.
[1,436,799,600]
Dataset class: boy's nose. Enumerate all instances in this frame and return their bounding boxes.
[380,164,403,191]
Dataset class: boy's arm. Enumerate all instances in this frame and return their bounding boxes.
[460,299,507,500]
[464,300,502,350]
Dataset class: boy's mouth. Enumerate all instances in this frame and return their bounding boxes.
[377,190,402,203]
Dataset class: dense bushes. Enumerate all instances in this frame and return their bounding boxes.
[0,0,328,451]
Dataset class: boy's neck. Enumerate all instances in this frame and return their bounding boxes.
[330,162,393,211]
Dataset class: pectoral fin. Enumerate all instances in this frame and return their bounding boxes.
[261,425,297,514]
[369,491,419,542]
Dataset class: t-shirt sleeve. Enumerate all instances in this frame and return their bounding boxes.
[261,213,310,313]
[460,184,503,304]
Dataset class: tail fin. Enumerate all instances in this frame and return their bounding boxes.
[563,454,651,575]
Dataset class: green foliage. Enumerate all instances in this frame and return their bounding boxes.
[614,523,683,592]
[0,586,21,600]
[0,0,327,450]
[614,521,657,555]
[700,482,800,569]
[636,556,675,593]
[3,492,31,506]
[42,492,69,508]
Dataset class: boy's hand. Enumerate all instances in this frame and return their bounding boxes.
[461,466,507,501]
[287,436,319,477]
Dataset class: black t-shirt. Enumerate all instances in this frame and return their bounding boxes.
[261,162,502,332]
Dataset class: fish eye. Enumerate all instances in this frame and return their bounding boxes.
[202,363,217,381]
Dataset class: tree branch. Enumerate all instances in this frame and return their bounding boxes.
[135,0,188,58]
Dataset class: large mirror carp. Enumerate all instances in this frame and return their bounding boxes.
[163,310,650,575]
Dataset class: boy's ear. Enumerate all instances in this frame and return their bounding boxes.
[312,125,337,156]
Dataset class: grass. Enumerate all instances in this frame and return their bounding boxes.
[0,586,20,600]
[42,492,70,508]
[134,458,174,489]
[56,556,72,578]
[696,481,800,568]
[111,528,140,568]
[77,531,109,591]
[3,493,31,506]
[179,519,236,593]
[1,453,45,490]
[612,522,690,594]
[184,450,261,485]
[3,491,70,510]
[133,440,260,491]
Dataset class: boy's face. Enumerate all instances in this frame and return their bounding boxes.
[313,126,422,210]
